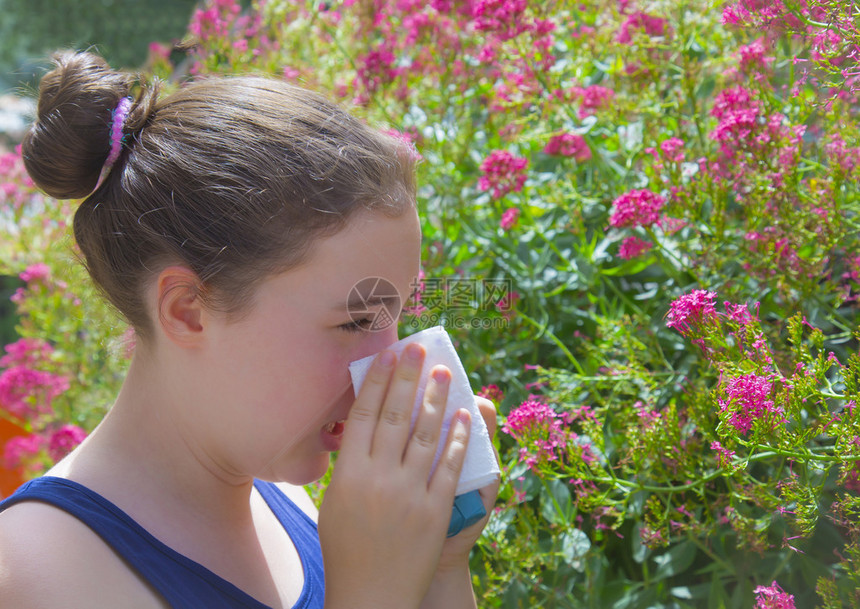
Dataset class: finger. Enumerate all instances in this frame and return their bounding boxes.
[339,350,396,458]
[474,395,501,468]
[402,365,450,476]
[475,396,498,437]
[371,343,425,461]
[466,476,502,533]
[428,408,470,498]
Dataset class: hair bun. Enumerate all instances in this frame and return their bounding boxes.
[22,51,136,199]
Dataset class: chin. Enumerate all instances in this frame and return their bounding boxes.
[261,454,332,486]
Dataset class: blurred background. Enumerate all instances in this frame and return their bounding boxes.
[0,0,199,92]
[0,0,200,347]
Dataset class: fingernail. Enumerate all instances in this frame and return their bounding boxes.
[405,343,424,362]
[431,367,450,384]
[377,351,395,367]
[457,409,471,426]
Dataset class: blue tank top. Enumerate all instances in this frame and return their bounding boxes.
[0,476,325,609]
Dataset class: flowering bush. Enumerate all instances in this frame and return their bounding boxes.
[2,0,860,606]
[0,147,129,477]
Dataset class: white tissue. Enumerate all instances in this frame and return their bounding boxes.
[348,326,500,496]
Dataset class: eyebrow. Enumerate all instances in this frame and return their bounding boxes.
[337,293,400,312]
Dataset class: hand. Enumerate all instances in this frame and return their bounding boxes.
[319,344,470,609]
[434,396,501,572]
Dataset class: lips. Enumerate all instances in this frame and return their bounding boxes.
[321,419,346,452]
[323,419,346,435]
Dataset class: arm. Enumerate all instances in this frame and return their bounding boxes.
[419,563,476,609]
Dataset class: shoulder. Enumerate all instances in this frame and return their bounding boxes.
[274,482,320,522]
[0,500,169,608]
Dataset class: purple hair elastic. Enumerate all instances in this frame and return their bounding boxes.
[104,97,133,169]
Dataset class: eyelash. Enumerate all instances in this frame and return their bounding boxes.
[338,318,372,333]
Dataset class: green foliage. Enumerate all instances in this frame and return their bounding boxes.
[0,0,198,90]
[1,0,859,607]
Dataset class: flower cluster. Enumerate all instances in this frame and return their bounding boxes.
[616,11,668,44]
[569,85,615,119]
[618,235,652,260]
[2,424,87,473]
[473,0,529,41]
[753,581,796,609]
[189,0,239,42]
[718,373,783,436]
[0,365,69,421]
[499,208,520,231]
[665,289,718,336]
[478,384,504,405]
[609,189,666,229]
[543,133,591,161]
[478,150,529,199]
[502,399,571,472]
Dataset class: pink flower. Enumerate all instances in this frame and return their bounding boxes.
[495,290,520,314]
[570,85,615,118]
[148,42,171,61]
[617,11,668,44]
[736,38,773,73]
[659,137,685,162]
[618,236,652,259]
[723,301,756,326]
[825,134,860,175]
[47,424,88,462]
[544,133,591,161]
[722,1,802,31]
[0,366,70,420]
[479,150,528,198]
[503,399,571,472]
[665,289,718,336]
[710,441,736,467]
[609,189,666,229]
[19,263,51,284]
[189,2,235,41]
[0,338,54,368]
[718,373,782,436]
[500,207,520,230]
[710,86,758,120]
[2,434,44,469]
[384,129,423,162]
[478,384,504,404]
[660,216,687,235]
[754,581,795,609]
[356,47,400,94]
[473,0,529,41]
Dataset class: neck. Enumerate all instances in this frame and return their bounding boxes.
[53,345,257,529]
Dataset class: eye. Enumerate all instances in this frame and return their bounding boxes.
[338,318,372,333]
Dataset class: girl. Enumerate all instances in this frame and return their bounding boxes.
[0,51,499,609]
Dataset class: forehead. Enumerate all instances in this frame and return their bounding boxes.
[281,208,422,307]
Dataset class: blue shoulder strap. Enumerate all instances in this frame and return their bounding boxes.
[0,477,324,609]
[253,480,325,609]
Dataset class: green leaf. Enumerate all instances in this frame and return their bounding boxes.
[560,528,591,571]
[539,479,574,525]
[652,540,697,581]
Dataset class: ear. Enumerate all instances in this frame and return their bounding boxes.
[156,266,205,346]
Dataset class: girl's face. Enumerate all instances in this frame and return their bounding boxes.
[188,208,422,485]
